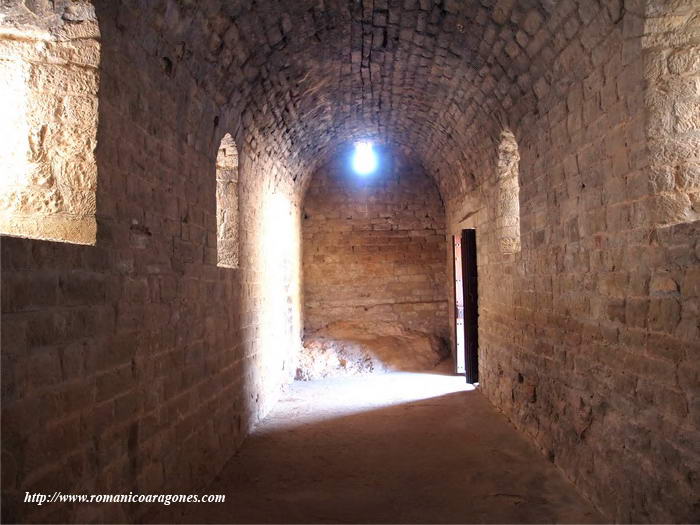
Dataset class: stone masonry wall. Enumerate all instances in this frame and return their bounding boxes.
[303,150,448,341]
[0,1,99,245]
[1,2,301,523]
[644,1,700,225]
[216,134,240,269]
[444,2,700,522]
[2,0,698,523]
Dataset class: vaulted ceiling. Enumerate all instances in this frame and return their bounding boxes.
[97,1,625,196]
[172,0,621,192]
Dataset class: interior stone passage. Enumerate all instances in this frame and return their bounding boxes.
[304,151,447,337]
[299,150,449,379]
[1,0,698,524]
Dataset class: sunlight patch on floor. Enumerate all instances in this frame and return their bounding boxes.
[268,368,475,429]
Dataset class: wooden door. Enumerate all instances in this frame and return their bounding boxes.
[461,229,479,383]
[453,235,466,374]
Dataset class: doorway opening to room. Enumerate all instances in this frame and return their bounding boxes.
[453,229,478,383]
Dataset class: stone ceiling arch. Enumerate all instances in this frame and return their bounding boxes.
[101,0,630,201]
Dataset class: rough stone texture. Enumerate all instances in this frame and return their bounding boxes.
[1,2,302,523]
[303,150,448,340]
[1,0,699,523]
[443,2,700,523]
[298,320,448,380]
[496,130,521,254]
[0,1,99,244]
[645,1,700,226]
[216,134,239,269]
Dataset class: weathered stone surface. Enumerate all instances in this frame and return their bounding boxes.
[216,133,239,269]
[0,0,698,523]
[496,130,522,254]
[298,321,449,380]
[303,150,448,340]
[0,1,99,245]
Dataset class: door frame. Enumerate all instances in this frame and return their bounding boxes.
[452,234,466,375]
[460,229,479,383]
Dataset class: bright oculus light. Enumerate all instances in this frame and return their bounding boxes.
[351,141,378,175]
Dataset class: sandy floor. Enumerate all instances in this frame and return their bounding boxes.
[147,367,604,523]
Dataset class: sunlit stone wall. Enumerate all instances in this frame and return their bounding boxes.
[303,150,448,340]
[0,3,99,244]
[216,133,239,268]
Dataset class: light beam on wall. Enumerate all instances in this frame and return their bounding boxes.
[351,141,378,176]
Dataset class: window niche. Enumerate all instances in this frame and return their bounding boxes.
[0,15,100,245]
[216,133,239,269]
[496,130,521,254]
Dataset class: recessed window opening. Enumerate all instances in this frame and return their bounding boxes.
[351,141,378,176]
[216,133,239,268]
[496,130,521,254]
[0,23,100,245]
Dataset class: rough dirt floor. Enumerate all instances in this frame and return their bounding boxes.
[147,366,604,524]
